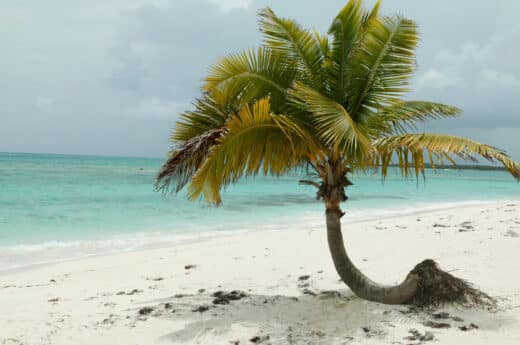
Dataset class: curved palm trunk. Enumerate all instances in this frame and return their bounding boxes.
[326,206,419,304]
[319,166,492,306]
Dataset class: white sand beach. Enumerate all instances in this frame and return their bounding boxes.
[1,201,519,345]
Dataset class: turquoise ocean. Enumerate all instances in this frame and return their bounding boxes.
[1,152,519,271]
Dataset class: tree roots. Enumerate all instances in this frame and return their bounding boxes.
[405,259,496,308]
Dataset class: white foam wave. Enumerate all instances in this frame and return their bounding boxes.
[0,199,515,273]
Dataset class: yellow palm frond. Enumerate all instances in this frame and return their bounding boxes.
[188,97,318,204]
[375,133,520,180]
[366,101,462,135]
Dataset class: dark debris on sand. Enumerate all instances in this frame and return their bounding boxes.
[423,321,451,329]
[431,312,450,319]
[122,289,142,296]
[302,289,317,296]
[249,335,270,344]
[458,221,475,232]
[431,311,465,322]
[192,305,211,313]
[459,323,479,331]
[138,307,154,315]
[406,329,434,342]
[212,290,247,305]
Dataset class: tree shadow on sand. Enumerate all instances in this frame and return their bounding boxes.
[138,290,512,344]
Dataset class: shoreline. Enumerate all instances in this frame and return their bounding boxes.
[1,199,517,275]
[1,201,520,344]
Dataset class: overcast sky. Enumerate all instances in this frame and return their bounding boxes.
[1,0,519,159]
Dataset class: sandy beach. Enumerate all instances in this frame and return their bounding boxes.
[1,201,519,345]
[3,0,520,344]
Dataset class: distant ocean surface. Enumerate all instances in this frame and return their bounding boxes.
[1,152,519,272]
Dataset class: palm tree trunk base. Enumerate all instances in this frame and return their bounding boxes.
[404,259,496,308]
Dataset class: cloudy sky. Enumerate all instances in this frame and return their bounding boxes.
[1,0,519,159]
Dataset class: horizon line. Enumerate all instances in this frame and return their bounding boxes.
[0,151,508,170]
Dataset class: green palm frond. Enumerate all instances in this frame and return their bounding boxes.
[188,97,317,204]
[289,83,373,158]
[366,101,462,135]
[314,30,330,61]
[258,7,324,81]
[361,0,381,29]
[348,15,419,118]
[375,133,520,180]
[172,94,230,143]
[204,47,298,112]
[328,0,364,102]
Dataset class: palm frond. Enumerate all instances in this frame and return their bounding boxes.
[366,101,462,135]
[155,94,231,193]
[172,94,230,143]
[375,133,520,180]
[328,0,364,102]
[156,128,226,194]
[289,83,373,158]
[348,15,419,118]
[204,47,298,112]
[314,30,330,61]
[258,7,324,81]
[188,97,317,204]
[361,0,381,28]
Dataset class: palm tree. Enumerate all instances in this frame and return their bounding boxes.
[156,0,520,305]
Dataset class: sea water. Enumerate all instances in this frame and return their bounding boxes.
[1,152,519,271]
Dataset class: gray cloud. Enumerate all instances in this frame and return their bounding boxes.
[109,0,259,101]
[0,0,519,159]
